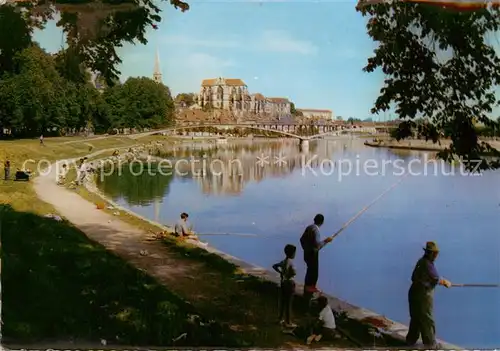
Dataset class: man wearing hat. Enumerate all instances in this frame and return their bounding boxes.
[406,241,452,348]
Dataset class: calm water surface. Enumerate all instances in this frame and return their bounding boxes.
[97,137,500,348]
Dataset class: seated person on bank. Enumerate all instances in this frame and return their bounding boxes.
[174,212,193,237]
[306,296,339,345]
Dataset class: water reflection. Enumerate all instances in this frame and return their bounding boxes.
[99,137,432,202]
[97,138,500,348]
[97,165,173,206]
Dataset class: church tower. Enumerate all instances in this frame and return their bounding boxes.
[153,48,162,84]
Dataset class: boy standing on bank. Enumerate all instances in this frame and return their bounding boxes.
[273,244,297,328]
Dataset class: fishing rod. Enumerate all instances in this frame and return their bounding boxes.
[198,162,421,240]
[451,283,499,288]
[326,170,413,242]
[195,232,258,237]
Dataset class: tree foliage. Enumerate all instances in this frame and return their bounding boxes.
[103,77,174,130]
[0,45,175,137]
[358,2,500,170]
[1,0,188,86]
[175,93,196,107]
[290,102,303,116]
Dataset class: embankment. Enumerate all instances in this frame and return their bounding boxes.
[365,138,500,153]
[69,146,459,348]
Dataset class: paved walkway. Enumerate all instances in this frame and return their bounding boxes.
[32,163,354,348]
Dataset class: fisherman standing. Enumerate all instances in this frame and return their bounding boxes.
[406,241,452,348]
[300,214,332,296]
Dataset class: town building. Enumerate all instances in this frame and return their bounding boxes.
[297,109,333,120]
[194,77,291,119]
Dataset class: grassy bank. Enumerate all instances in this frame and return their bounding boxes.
[0,136,243,346]
[63,158,404,348]
[1,204,242,346]
[1,135,396,347]
[0,136,329,347]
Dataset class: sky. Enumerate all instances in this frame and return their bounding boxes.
[32,1,499,121]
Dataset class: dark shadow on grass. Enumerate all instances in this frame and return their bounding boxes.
[161,238,238,275]
[0,204,245,347]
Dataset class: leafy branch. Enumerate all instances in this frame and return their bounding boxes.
[357,2,500,171]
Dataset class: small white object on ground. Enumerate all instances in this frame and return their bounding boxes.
[44,213,63,222]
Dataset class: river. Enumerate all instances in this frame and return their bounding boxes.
[96,137,500,348]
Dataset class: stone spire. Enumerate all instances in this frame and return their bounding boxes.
[153,48,162,83]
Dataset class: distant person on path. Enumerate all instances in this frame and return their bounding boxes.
[272,244,297,328]
[174,212,192,237]
[40,134,44,145]
[300,214,332,295]
[306,295,338,345]
[4,160,10,180]
[406,241,452,348]
[77,158,88,185]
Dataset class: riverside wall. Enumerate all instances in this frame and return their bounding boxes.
[74,143,459,349]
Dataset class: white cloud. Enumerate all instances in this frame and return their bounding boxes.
[256,30,318,55]
[162,30,318,55]
[163,34,240,49]
[184,52,236,68]
[166,52,237,94]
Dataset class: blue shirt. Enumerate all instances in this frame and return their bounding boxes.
[411,255,440,290]
[301,224,326,254]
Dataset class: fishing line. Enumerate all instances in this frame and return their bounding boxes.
[195,232,289,238]
[326,170,413,242]
[451,283,499,288]
[326,157,441,242]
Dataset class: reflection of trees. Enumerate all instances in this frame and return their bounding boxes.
[97,164,173,205]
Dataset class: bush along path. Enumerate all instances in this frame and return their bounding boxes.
[29,162,356,348]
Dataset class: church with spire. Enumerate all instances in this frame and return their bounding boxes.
[153,49,162,84]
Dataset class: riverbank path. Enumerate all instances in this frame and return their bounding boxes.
[33,163,354,348]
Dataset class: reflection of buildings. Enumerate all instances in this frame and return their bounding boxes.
[170,140,347,196]
[154,197,161,222]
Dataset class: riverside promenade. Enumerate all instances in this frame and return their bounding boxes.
[32,144,461,348]
[365,138,500,152]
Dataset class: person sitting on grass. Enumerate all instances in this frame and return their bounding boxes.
[174,212,193,237]
[57,164,68,185]
[306,295,339,345]
[272,244,297,328]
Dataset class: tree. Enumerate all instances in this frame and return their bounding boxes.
[103,77,175,129]
[0,6,33,76]
[336,116,343,121]
[3,0,189,86]
[289,102,303,117]
[0,46,70,137]
[175,93,196,107]
[357,2,500,170]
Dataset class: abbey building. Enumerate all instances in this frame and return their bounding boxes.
[194,77,291,119]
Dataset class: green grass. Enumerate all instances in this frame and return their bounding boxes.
[0,135,244,346]
[0,204,244,346]
[1,204,185,344]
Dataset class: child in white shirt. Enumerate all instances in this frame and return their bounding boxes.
[306,295,339,344]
